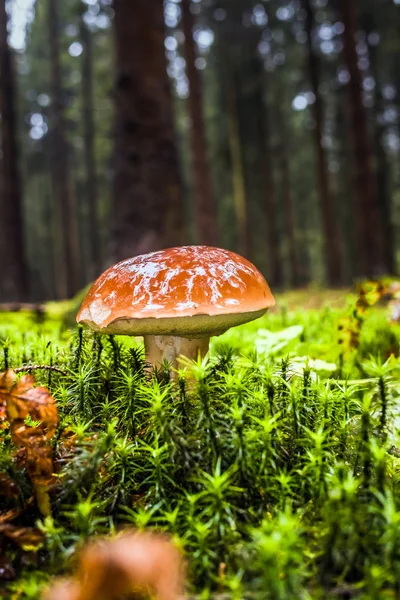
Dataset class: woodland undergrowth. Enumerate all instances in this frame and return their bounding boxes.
[2,287,400,599]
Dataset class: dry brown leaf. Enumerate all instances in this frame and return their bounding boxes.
[0,495,34,525]
[54,429,78,461]
[0,507,24,524]
[0,369,17,392]
[0,369,59,516]
[0,471,20,500]
[2,372,58,439]
[0,404,8,429]
[42,530,186,600]
[0,524,44,551]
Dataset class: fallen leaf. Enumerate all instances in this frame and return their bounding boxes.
[0,370,59,516]
[0,405,8,429]
[0,497,34,525]
[0,472,20,500]
[0,507,23,524]
[0,524,44,551]
[3,374,58,440]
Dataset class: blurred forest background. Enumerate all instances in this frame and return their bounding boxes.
[0,0,399,302]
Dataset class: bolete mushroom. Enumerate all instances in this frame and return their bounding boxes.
[77,246,275,373]
[41,530,186,600]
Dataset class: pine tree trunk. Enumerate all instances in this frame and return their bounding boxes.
[303,0,343,286]
[48,0,81,297]
[275,99,300,288]
[181,0,217,246]
[227,72,249,259]
[80,14,101,280]
[263,128,283,288]
[339,0,384,277]
[335,86,356,282]
[373,113,395,275]
[112,0,185,261]
[0,0,28,301]
[281,149,300,288]
[366,25,396,275]
[233,38,281,277]
[260,75,283,288]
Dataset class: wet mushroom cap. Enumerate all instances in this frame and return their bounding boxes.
[77,246,275,337]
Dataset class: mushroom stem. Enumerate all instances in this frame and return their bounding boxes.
[143,335,210,375]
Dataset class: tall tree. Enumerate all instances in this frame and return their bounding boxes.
[80,8,101,280]
[280,147,300,288]
[334,85,357,283]
[338,0,385,277]
[220,19,266,264]
[260,72,283,288]
[371,88,395,275]
[235,45,282,278]
[276,97,300,288]
[227,70,249,259]
[363,10,396,275]
[112,0,185,261]
[0,0,28,301]
[181,0,217,246]
[302,0,343,286]
[212,15,249,258]
[48,0,81,297]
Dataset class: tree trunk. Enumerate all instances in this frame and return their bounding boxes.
[366,21,396,275]
[280,149,300,288]
[303,0,343,286]
[260,74,283,288]
[112,0,185,261]
[334,85,356,282]
[275,98,300,288]
[0,0,28,301]
[373,103,395,274]
[227,72,249,259]
[233,39,281,276]
[48,0,81,297]
[181,0,217,246]
[338,0,384,277]
[80,12,101,280]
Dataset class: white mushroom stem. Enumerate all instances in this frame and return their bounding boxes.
[143,335,210,376]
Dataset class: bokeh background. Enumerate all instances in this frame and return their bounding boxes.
[0,0,399,302]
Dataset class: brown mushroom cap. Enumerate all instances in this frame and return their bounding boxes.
[77,246,275,337]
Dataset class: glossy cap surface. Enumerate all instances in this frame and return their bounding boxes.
[77,246,275,336]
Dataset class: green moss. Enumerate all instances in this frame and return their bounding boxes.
[2,290,400,599]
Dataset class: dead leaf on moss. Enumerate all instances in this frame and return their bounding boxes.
[2,372,58,439]
[0,495,34,526]
[0,405,8,429]
[0,524,44,551]
[0,369,59,516]
[0,507,24,524]
[0,472,20,500]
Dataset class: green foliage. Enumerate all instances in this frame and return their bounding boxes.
[3,295,400,598]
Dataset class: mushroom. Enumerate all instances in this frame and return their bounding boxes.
[41,530,186,600]
[77,246,275,374]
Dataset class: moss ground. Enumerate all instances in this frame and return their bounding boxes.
[2,287,400,599]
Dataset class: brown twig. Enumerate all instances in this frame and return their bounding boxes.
[13,365,67,376]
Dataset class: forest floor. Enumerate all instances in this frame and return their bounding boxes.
[2,283,400,599]
[273,287,351,310]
